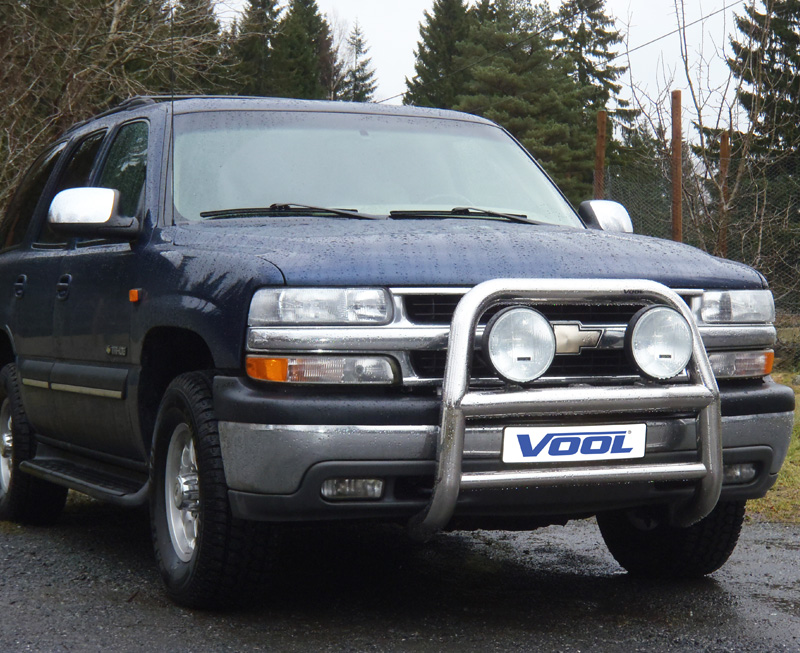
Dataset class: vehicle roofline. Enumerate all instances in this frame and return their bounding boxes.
[60,94,495,137]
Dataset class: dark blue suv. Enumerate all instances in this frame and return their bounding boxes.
[0,96,793,608]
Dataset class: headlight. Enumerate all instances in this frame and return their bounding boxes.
[627,306,693,380]
[484,307,556,383]
[249,288,392,326]
[699,290,775,324]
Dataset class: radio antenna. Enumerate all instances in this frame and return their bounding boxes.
[170,1,175,222]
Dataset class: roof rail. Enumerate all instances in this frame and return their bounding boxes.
[60,95,280,137]
[60,96,164,137]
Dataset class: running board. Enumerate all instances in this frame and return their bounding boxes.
[19,458,150,506]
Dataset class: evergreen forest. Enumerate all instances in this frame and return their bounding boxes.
[2,0,800,313]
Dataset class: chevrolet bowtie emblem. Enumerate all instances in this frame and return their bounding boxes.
[553,323,603,354]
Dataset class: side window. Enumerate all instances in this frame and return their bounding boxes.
[0,143,65,251]
[37,130,107,245]
[97,121,148,218]
[53,130,106,195]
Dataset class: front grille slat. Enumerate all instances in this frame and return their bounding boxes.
[404,295,645,325]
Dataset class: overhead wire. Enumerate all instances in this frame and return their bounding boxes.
[376,0,605,104]
[377,0,746,105]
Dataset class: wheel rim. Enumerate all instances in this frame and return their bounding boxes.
[0,399,13,495]
[165,423,200,563]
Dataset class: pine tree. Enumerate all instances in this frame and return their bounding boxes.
[405,0,471,109]
[728,0,800,161]
[341,21,377,102]
[553,0,634,166]
[271,0,335,100]
[453,0,594,204]
[233,0,282,96]
[553,0,627,110]
[173,0,223,93]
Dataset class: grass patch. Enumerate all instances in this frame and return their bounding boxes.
[747,372,800,523]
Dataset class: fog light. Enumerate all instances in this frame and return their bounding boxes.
[321,478,385,500]
[627,306,693,380]
[722,463,758,485]
[484,307,556,383]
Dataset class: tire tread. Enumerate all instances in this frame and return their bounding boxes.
[151,371,272,609]
[597,500,746,578]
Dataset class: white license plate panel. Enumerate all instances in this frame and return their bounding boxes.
[502,424,647,463]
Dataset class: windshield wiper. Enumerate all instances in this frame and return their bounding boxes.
[389,207,536,225]
[201,203,386,220]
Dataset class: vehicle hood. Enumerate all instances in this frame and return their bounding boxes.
[170,218,765,289]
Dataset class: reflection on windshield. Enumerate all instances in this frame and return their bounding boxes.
[173,110,581,228]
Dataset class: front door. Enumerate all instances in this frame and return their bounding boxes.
[49,120,149,461]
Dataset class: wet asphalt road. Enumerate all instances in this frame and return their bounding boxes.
[0,494,798,652]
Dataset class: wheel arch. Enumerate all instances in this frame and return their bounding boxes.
[137,326,216,452]
[0,328,16,371]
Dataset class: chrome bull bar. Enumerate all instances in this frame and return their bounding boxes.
[408,279,722,541]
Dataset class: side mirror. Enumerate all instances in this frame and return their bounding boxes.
[578,200,634,233]
[48,187,139,239]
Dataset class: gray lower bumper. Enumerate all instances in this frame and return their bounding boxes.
[218,410,793,496]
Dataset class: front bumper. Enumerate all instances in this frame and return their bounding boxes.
[215,380,794,523]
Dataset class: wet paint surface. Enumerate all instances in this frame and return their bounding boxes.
[0,496,796,651]
[170,217,765,289]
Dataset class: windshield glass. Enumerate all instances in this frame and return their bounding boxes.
[172,109,581,227]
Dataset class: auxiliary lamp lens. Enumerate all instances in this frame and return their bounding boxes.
[485,307,556,383]
[627,305,693,380]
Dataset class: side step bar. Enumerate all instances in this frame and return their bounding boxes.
[20,458,150,506]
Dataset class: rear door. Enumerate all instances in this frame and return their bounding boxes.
[0,143,67,435]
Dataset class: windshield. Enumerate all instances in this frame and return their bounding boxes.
[172,109,581,227]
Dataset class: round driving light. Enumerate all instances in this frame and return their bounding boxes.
[484,307,556,383]
[627,306,693,380]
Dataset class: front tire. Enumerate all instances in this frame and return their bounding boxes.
[597,500,746,578]
[0,363,67,525]
[150,372,270,609]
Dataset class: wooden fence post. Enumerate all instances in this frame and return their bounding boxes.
[671,90,682,242]
[718,130,731,257]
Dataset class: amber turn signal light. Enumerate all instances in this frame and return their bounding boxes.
[246,357,289,382]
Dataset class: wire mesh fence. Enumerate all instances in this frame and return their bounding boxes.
[605,155,800,370]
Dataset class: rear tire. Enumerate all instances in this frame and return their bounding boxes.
[0,363,67,525]
[597,500,746,578]
[150,372,271,609]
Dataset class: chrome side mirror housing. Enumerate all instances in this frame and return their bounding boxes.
[578,200,634,233]
[48,187,139,239]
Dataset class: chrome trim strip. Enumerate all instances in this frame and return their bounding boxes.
[390,287,471,295]
[699,325,776,349]
[21,378,49,390]
[408,278,722,540]
[248,326,450,352]
[49,383,123,399]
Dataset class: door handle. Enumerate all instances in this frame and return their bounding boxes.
[56,274,72,300]
[13,274,26,298]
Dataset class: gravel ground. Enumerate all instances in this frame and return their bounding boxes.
[1,493,798,652]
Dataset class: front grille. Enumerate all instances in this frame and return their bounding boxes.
[403,293,650,383]
[409,349,637,380]
[404,295,645,325]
